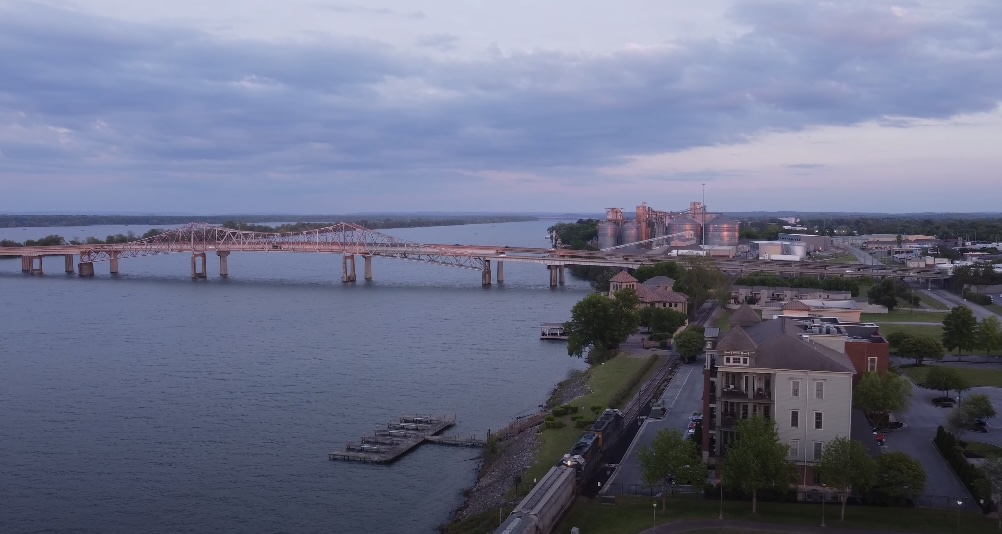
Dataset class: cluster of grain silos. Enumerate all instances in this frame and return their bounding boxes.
[597,221,621,249]
[703,216,740,246]
[598,203,740,249]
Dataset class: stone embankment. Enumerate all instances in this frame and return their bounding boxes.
[443,369,591,530]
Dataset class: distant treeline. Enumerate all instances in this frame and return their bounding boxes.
[1,229,164,248]
[739,216,1002,241]
[221,215,535,233]
[733,274,861,297]
[0,214,537,229]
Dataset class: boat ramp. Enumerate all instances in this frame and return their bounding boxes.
[329,414,486,463]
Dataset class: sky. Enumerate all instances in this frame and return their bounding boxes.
[1,0,1001,215]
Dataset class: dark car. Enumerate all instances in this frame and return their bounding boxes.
[972,419,989,432]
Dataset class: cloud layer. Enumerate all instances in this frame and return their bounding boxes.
[1,1,1000,213]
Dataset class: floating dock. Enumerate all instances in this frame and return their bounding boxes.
[540,322,568,340]
[329,414,486,463]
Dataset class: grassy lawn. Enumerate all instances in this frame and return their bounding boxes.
[810,253,859,265]
[874,323,943,340]
[918,292,950,310]
[714,310,732,332]
[523,355,656,486]
[964,441,1002,458]
[988,304,1002,316]
[555,495,1000,534]
[901,365,1002,388]
[860,309,948,323]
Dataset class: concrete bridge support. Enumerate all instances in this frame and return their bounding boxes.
[342,254,356,282]
[558,265,565,285]
[481,259,492,286]
[26,256,43,275]
[21,256,30,272]
[548,265,558,288]
[363,255,373,280]
[191,253,207,279]
[217,251,230,277]
[109,251,119,274]
[64,254,74,274]
[78,262,95,277]
[497,261,504,284]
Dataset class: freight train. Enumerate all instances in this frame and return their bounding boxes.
[495,409,624,534]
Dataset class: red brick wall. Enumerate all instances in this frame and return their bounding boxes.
[844,337,889,386]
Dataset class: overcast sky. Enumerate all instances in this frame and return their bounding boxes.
[1,0,1000,215]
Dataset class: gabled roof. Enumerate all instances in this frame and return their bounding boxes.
[610,270,638,283]
[716,326,758,352]
[636,285,688,303]
[742,318,855,373]
[642,276,675,288]
[782,300,812,311]
[729,304,761,327]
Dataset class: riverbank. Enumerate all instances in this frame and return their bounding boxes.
[440,369,592,533]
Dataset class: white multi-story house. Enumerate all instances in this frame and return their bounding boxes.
[701,304,855,488]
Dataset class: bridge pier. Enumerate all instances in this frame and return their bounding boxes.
[217,250,230,277]
[558,265,564,285]
[109,251,119,274]
[481,259,491,286]
[78,261,95,277]
[21,256,29,272]
[363,255,372,280]
[64,254,74,274]
[497,261,504,284]
[342,254,356,282]
[27,256,42,275]
[548,265,558,288]
[191,253,207,279]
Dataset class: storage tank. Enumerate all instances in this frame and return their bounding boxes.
[667,216,701,242]
[597,221,620,249]
[757,241,784,258]
[788,243,808,258]
[620,221,640,245]
[704,216,739,246]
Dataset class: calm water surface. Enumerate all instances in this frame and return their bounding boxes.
[0,220,589,534]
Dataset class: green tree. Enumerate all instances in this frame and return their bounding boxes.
[867,279,899,312]
[960,393,996,421]
[817,437,877,521]
[875,451,926,500]
[980,457,1002,530]
[899,336,944,366]
[942,306,978,358]
[674,329,705,363]
[633,262,682,283]
[649,308,687,337]
[947,408,974,441]
[564,290,640,361]
[923,366,969,399]
[885,331,913,354]
[975,316,1002,356]
[852,372,912,426]
[636,429,706,508]
[721,417,796,514]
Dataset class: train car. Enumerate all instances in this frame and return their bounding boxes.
[588,409,623,450]
[496,466,577,534]
[563,433,599,466]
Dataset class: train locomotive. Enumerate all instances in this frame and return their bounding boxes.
[495,409,625,534]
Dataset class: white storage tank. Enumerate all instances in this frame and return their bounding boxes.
[620,221,640,245]
[788,243,808,258]
[597,221,620,249]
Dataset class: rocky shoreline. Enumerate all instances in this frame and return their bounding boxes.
[442,369,592,532]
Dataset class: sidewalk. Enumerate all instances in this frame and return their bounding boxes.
[641,518,922,534]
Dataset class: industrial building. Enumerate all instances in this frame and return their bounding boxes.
[776,233,832,252]
[596,202,740,250]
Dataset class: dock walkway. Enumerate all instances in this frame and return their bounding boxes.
[328,415,486,463]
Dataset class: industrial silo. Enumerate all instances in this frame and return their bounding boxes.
[620,221,640,245]
[704,216,740,246]
[788,242,808,258]
[667,216,701,242]
[597,221,620,249]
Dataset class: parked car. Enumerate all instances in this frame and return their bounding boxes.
[690,412,703,423]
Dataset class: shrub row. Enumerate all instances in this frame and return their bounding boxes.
[963,289,993,306]
[543,415,566,429]
[552,404,580,417]
[609,355,659,409]
[934,426,992,511]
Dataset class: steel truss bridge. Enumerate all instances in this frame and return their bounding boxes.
[0,222,948,285]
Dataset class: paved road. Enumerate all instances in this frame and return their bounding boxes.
[887,375,977,510]
[921,288,1000,321]
[641,518,929,534]
[604,359,705,492]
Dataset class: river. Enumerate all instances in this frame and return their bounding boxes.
[0,219,590,534]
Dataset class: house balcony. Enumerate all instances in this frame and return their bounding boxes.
[719,386,773,402]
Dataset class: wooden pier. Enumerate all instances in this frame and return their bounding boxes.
[328,415,486,463]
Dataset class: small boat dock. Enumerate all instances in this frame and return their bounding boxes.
[328,415,486,463]
[540,322,568,341]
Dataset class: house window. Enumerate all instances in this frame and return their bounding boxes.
[791,380,800,397]
[790,439,800,459]
[742,357,749,365]
[815,381,824,400]
[867,357,878,372]
[814,441,824,460]
[790,410,799,428]
[814,411,823,430]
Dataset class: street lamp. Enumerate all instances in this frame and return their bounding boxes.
[957,498,964,532]
[719,479,724,520]
[653,502,657,528]
[821,483,827,527]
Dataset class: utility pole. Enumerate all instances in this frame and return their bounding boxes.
[702,183,706,246]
